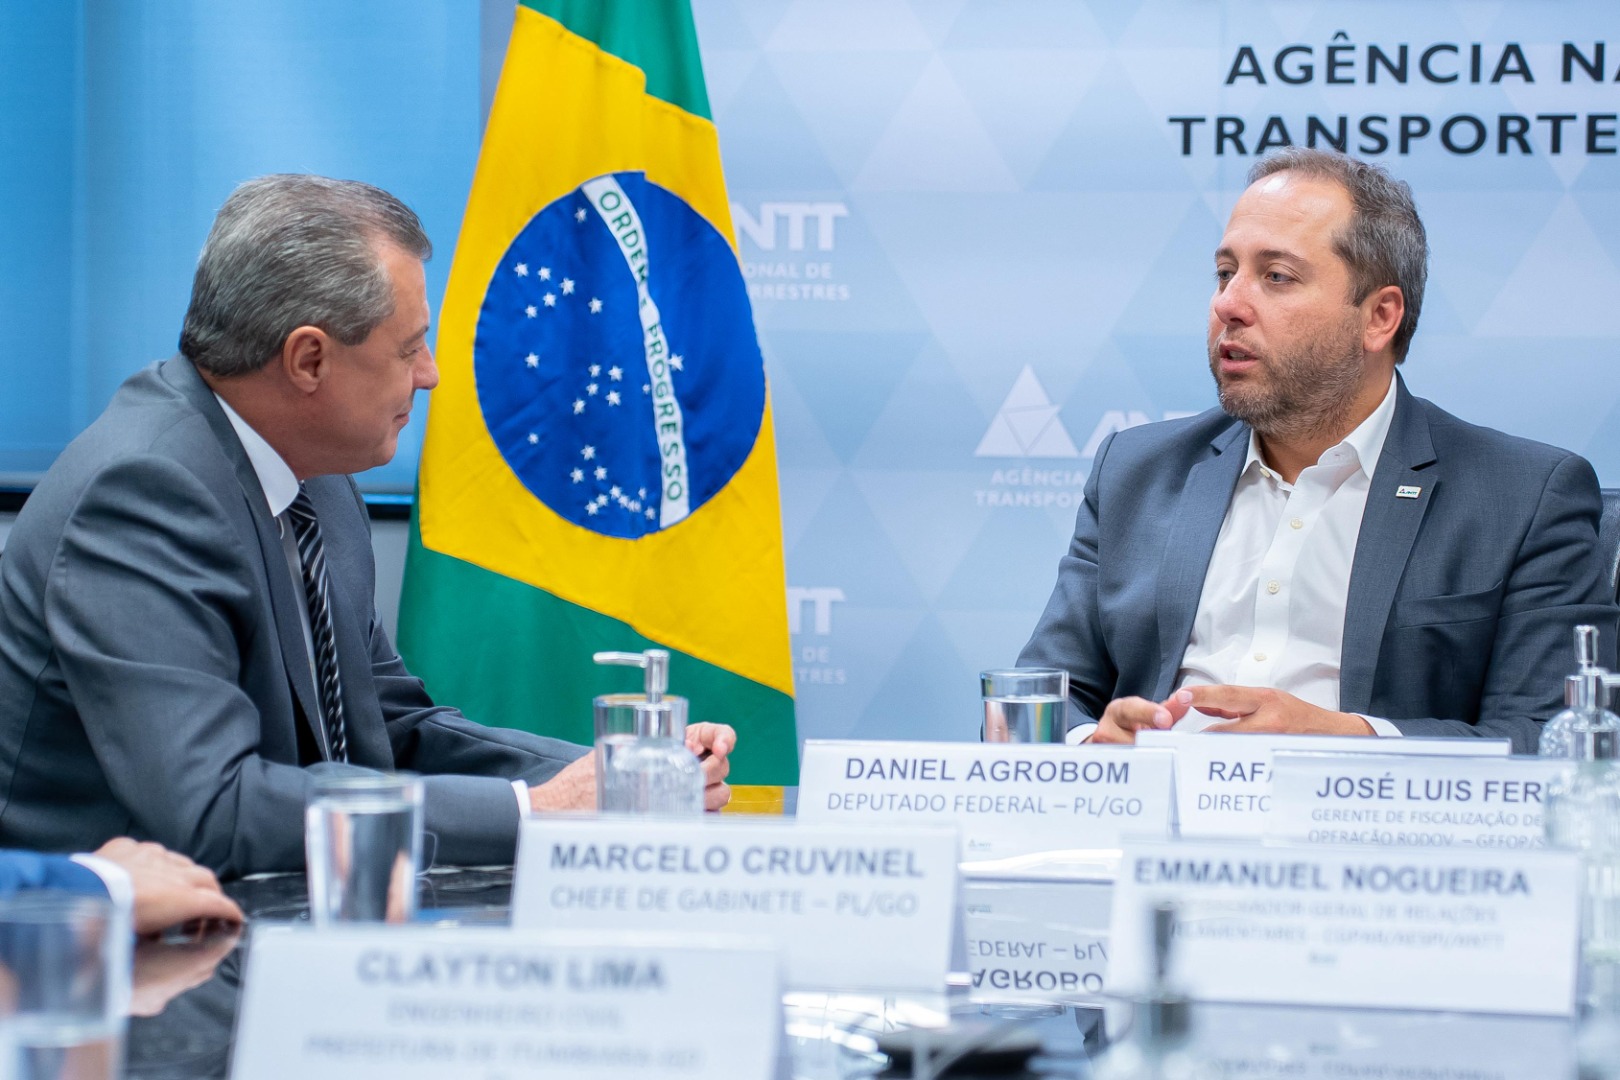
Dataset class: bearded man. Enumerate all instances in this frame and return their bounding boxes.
[1018,148,1617,752]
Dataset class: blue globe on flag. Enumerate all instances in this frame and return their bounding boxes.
[474,171,766,540]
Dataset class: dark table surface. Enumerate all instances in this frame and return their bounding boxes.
[120,869,1593,1079]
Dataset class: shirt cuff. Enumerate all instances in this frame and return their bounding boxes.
[70,854,133,912]
[1066,722,1099,745]
[512,779,530,814]
[1359,714,1403,737]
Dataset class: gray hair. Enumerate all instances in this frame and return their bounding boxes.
[1248,148,1427,362]
[179,174,431,377]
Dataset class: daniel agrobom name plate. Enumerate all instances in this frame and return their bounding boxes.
[798,739,1174,859]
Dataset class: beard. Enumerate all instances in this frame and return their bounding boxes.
[1208,313,1366,443]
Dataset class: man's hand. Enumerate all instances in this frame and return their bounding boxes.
[687,722,736,812]
[1090,690,1195,744]
[527,724,737,814]
[91,838,243,936]
[528,754,597,813]
[1186,685,1373,735]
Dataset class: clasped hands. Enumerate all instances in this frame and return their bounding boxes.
[529,722,737,813]
[1088,686,1373,743]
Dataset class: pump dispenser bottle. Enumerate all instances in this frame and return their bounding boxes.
[1543,632,1620,964]
[592,649,704,816]
[1542,625,1608,759]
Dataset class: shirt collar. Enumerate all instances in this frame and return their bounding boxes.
[213,393,300,516]
[1242,372,1398,481]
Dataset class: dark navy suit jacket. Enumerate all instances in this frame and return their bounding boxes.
[1019,377,1620,753]
[0,355,587,876]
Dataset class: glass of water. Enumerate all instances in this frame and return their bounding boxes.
[0,891,128,1080]
[981,668,1069,743]
[305,772,424,927]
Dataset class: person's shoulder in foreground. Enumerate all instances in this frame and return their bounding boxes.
[0,174,733,877]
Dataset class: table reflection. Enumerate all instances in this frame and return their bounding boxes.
[115,869,1607,1079]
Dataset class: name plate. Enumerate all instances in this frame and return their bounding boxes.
[1109,839,1579,1015]
[1268,753,1571,849]
[962,875,1111,1004]
[798,739,1173,859]
[1135,731,1510,838]
[512,817,959,994]
[1174,1002,1572,1080]
[232,927,780,1080]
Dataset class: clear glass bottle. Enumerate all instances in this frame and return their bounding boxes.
[1543,665,1620,964]
[1542,625,1603,759]
[593,649,704,816]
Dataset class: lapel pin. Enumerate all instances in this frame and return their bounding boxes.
[1395,485,1422,499]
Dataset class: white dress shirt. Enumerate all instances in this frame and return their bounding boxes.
[212,395,532,809]
[1068,375,1401,742]
[1173,374,1400,735]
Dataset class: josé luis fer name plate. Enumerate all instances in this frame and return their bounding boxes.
[797,739,1173,859]
[1268,752,1572,849]
[1134,731,1510,838]
[1109,838,1580,1016]
[512,816,959,994]
[232,927,781,1080]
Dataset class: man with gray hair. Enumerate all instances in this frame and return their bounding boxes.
[0,175,735,877]
[1020,148,1618,752]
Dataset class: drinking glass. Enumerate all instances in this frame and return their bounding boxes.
[981,668,1068,743]
[0,891,128,1080]
[305,773,424,926]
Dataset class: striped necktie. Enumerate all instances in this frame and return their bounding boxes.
[286,485,349,762]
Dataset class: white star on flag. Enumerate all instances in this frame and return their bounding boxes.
[588,298,603,314]
[586,503,599,516]
[638,488,647,499]
[515,263,529,277]
[525,305,537,318]
[670,354,684,371]
[610,486,622,498]
[543,293,556,307]
[539,267,551,280]
[642,384,650,393]
[644,508,655,520]
[589,364,601,376]
[561,279,575,295]
[571,468,583,483]
[608,366,622,381]
[629,500,641,512]
[606,391,620,406]
[587,383,598,395]
[527,433,538,444]
[572,399,585,414]
[581,445,596,460]
[594,466,607,480]
[525,353,538,368]
[575,207,587,223]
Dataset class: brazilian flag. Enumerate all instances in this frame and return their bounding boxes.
[399,0,798,798]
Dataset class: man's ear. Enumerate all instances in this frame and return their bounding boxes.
[280,325,332,394]
[1361,285,1404,356]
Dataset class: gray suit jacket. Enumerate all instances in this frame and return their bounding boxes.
[0,355,586,876]
[1018,377,1620,753]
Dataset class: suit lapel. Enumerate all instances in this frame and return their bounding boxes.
[1154,421,1249,699]
[160,355,326,747]
[1340,378,1439,713]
